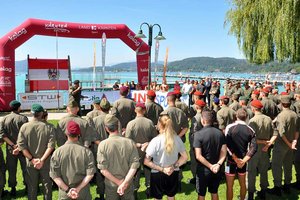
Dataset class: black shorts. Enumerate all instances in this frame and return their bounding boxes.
[150,171,179,199]
[196,169,222,196]
[225,161,247,176]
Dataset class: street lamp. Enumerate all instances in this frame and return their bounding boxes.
[135,23,166,87]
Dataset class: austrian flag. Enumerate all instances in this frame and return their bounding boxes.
[28,58,70,91]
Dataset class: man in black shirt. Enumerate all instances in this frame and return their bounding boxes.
[193,111,227,200]
[225,108,257,200]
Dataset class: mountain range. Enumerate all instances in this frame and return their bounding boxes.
[15,57,300,74]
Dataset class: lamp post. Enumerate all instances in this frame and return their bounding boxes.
[135,23,165,88]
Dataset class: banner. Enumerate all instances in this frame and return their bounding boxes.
[81,90,120,109]
[18,92,64,110]
[131,90,189,110]
[28,58,69,91]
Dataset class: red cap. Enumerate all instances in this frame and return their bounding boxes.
[66,121,81,136]
[281,92,288,95]
[252,90,260,95]
[135,102,146,109]
[166,92,174,97]
[173,90,181,95]
[120,86,129,93]
[220,96,229,100]
[195,100,206,107]
[251,100,263,109]
[262,88,269,94]
[194,91,204,96]
[147,90,156,97]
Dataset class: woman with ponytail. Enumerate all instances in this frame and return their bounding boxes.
[144,114,188,200]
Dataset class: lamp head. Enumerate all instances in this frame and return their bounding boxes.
[134,29,146,38]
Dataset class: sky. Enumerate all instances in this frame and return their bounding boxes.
[0,0,244,68]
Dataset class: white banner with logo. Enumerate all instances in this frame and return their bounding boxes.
[131,90,189,110]
[81,90,120,109]
[18,92,64,110]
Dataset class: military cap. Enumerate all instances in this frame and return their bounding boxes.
[136,102,146,109]
[104,114,119,126]
[147,90,156,97]
[120,86,129,93]
[195,100,206,107]
[262,88,269,94]
[194,91,204,96]
[66,121,81,136]
[9,100,21,108]
[100,98,111,110]
[166,92,175,97]
[252,90,260,95]
[73,80,80,84]
[281,95,291,104]
[239,96,248,102]
[173,90,181,95]
[67,101,79,108]
[280,92,288,95]
[251,100,263,109]
[31,104,44,113]
[93,99,101,104]
[220,96,229,100]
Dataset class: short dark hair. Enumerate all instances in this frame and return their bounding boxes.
[221,98,229,105]
[201,110,213,125]
[236,108,247,121]
[105,123,119,132]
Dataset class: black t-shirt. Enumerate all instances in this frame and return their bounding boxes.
[193,125,225,169]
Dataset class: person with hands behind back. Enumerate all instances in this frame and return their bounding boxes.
[144,114,188,200]
[225,108,257,200]
[50,121,96,200]
[193,110,227,200]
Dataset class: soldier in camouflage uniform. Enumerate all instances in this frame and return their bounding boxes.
[145,90,163,126]
[229,93,242,111]
[0,100,28,196]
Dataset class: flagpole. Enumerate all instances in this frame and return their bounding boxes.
[93,41,96,91]
[163,47,169,84]
[55,30,60,111]
[154,40,160,82]
[102,32,106,90]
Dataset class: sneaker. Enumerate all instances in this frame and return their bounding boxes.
[257,189,266,199]
[10,187,16,197]
[267,186,282,196]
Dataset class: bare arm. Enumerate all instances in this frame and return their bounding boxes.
[76,174,94,192]
[178,127,188,138]
[195,147,212,169]
[100,169,123,186]
[52,177,69,192]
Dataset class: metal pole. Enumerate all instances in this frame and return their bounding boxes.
[148,25,153,87]
[55,30,60,111]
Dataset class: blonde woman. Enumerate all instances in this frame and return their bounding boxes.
[144,114,188,200]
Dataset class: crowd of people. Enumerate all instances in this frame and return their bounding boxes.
[0,77,300,200]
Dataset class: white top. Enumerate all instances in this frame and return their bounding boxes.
[182,83,192,94]
[146,134,186,173]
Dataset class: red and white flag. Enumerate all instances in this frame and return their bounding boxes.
[28,58,70,91]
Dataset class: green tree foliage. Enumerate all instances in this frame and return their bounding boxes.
[225,0,300,64]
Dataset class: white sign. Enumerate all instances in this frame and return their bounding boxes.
[131,90,189,110]
[81,90,120,109]
[18,93,64,110]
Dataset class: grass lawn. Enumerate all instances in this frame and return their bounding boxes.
[1,120,299,199]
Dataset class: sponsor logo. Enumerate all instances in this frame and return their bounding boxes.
[0,56,11,61]
[45,22,70,33]
[8,28,27,41]
[141,76,148,85]
[0,66,12,73]
[140,68,148,73]
[97,26,117,30]
[91,26,97,30]
[21,94,61,101]
[48,69,60,80]
[127,32,141,47]
[0,76,12,87]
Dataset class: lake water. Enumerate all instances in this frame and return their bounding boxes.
[16,71,295,96]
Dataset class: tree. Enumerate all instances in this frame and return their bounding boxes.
[225,0,300,64]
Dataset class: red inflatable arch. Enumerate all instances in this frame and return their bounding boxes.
[0,18,149,111]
